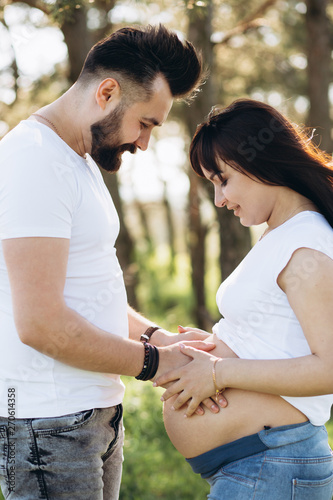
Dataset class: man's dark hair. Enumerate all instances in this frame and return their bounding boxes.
[78,24,203,101]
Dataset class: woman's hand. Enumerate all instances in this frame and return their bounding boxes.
[177,325,210,337]
[192,396,226,416]
[154,325,211,347]
[177,328,228,413]
[154,342,226,417]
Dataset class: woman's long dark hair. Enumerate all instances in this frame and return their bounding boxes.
[190,98,333,228]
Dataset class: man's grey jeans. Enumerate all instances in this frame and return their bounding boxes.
[0,405,124,499]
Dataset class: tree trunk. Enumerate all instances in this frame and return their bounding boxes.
[188,169,210,327]
[60,5,94,83]
[305,0,333,154]
[185,1,252,327]
[162,181,176,275]
[133,200,154,254]
[183,1,216,329]
[60,0,116,83]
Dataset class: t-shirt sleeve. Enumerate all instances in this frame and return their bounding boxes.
[272,217,333,283]
[0,145,78,240]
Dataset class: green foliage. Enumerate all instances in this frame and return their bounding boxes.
[135,248,197,331]
[0,1,332,498]
[119,376,210,500]
[326,418,333,449]
[50,0,85,25]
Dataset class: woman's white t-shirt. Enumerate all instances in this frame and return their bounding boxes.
[213,211,333,425]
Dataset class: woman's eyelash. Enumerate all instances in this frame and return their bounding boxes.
[217,174,227,186]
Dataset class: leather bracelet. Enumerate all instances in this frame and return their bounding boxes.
[140,326,160,343]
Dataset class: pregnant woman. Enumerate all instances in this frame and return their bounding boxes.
[155,99,333,499]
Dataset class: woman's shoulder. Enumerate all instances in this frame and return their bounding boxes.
[278,211,333,260]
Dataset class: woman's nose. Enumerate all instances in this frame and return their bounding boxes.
[214,187,226,207]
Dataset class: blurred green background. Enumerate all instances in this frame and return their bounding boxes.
[1,0,332,498]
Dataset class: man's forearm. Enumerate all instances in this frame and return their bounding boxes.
[20,304,146,376]
[19,302,190,379]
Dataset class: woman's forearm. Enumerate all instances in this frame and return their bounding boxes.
[218,354,333,397]
[156,344,333,416]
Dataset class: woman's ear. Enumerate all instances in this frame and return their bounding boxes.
[95,78,121,110]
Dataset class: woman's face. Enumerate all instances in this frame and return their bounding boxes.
[202,160,279,227]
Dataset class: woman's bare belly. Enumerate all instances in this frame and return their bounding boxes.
[163,334,308,458]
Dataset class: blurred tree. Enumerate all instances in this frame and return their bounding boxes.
[0,0,332,323]
[1,1,333,498]
[183,0,283,328]
[210,0,282,283]
[101,169,138,308]
[161,179,177,274]
[4,0,116,82]
[60,0,117,83]
[183,0,220,328]
[305,0,333,153]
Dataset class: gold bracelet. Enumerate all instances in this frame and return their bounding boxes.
[212,358,224,401]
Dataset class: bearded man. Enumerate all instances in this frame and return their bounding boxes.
[0,25,208,500]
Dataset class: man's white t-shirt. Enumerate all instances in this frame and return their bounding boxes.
[0,120,129,418]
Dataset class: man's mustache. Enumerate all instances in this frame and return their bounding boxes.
[93,142,138,172]
[119,143,137,155]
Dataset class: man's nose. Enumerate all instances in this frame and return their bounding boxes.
[134,129,152,151]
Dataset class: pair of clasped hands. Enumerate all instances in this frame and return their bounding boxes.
[153,325,228,418]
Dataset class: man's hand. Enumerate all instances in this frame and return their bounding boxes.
[154,340,215,381]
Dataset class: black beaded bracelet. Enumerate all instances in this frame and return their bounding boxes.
[135,342,159,381]
[145,344,159,380]
[135,342,150,380]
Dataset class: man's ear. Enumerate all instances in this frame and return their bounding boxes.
[95,78,121,110]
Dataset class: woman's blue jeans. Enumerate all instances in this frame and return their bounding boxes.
[0,405,124,499]
[206,422,333,499]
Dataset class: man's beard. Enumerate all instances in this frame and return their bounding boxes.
[90,103,137,172]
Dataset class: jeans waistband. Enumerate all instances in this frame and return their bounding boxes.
[185,422,314,479]
[186,432,268,478]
